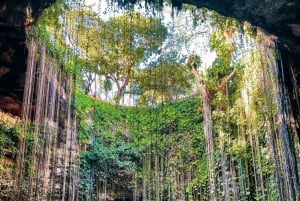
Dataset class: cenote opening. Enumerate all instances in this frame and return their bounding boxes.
[0,0,299,201]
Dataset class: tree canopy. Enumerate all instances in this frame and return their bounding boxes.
[67,9,168,102]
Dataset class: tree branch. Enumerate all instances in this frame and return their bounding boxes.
[218,69,235,93]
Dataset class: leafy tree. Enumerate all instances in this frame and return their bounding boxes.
[98,12,167,102]
[136,59,193,105]
[186,18,237,199]
[65,7,104,93]
[67,9,167,102]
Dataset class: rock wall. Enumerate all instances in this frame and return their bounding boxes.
[0,0,55,109]
[174,0,300,54]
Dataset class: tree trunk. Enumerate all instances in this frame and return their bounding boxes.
[230,156,239,201]
[220,135,229,201]
[201,84,217,201]
[190,62,217,200]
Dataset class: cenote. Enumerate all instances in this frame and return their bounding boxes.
[0,0,299,200]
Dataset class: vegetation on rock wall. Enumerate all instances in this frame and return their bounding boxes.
[75,92,204,200]
[0,1,299,201]
[0,112,20,200]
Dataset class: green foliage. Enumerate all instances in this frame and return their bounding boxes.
[206,12,238,90]
[210,11,240,34]
[183,6,209,27]
[136,60,193,104]
[65,9,168,100]
[0,123,19,156]
[30,3,282,200]
[76,92,205,198]
[187,54,201,70]
[32,1,83,79]
[81,140,139,176]
[0,114,21,157]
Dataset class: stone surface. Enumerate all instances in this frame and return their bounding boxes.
[174,0,300,54]
[0,96,22,116]
[0,0,55,103]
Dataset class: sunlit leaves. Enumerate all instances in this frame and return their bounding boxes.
[187,54,201,70]
[209,29,236,66]
[210,11,240,35]
[98,12,167,100]
[136,60,193,104]
[66,9,167,101]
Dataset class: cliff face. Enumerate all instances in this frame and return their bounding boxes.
[0,0,299,114]
[0,0,55,115]
[176,0,300,81]
[176,0,300,52]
